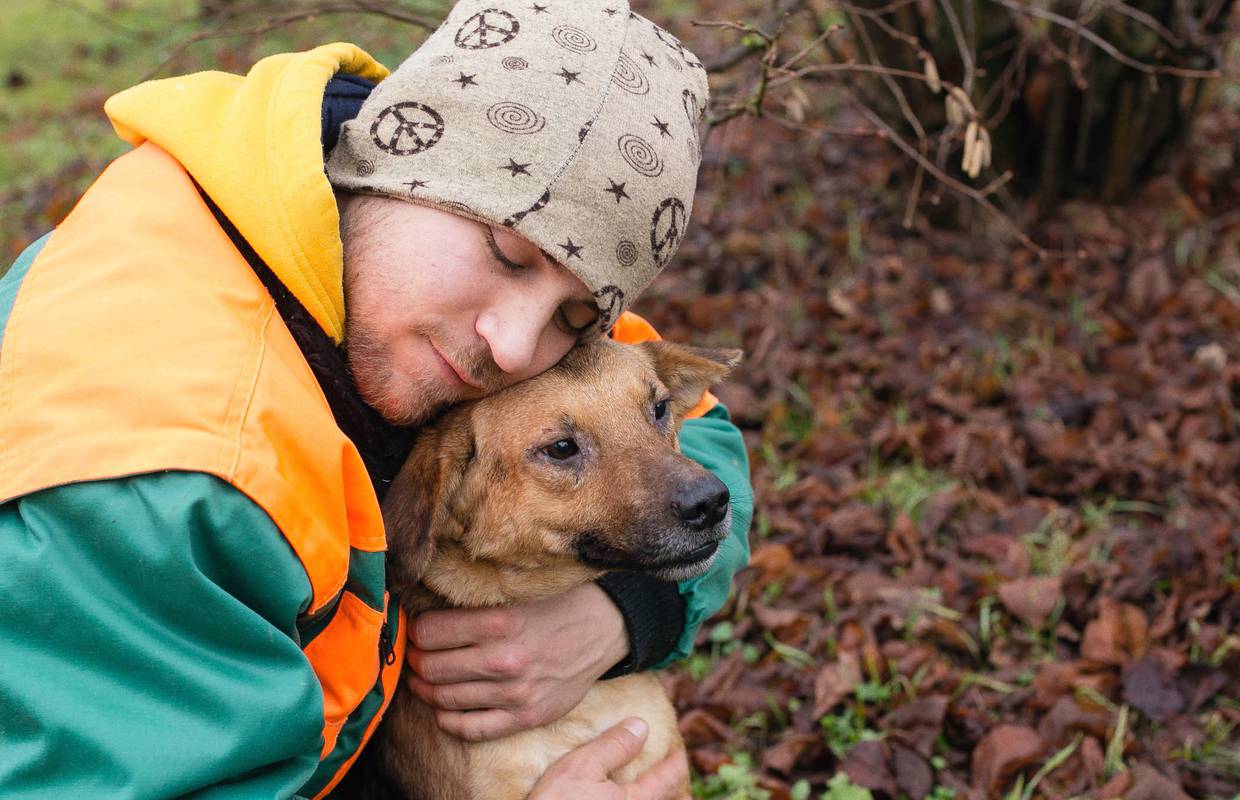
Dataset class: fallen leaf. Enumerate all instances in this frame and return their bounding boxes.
[971,724,1042,797]
[842,740,897,797]
[997,575,1063,628]
[812,650,862,718]
[1081,598,1149,666]
[1121,656,1184,722]
[1125,762,1192,800]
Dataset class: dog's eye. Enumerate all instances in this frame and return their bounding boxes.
[544,439,580,460]
[654,400,669,422]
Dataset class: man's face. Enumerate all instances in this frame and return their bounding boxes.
[340,194,600,426]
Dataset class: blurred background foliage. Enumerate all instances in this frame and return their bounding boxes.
[3,2,1239,799]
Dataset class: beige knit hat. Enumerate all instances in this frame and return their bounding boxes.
[326,0,709,330]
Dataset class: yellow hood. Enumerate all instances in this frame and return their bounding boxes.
[104,43,389,343]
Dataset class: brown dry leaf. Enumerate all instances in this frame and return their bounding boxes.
[1125,762,1192,800]
[812,650,862,718]
[1031,661,1115,709]
[891,741,934,800]
[1096,769,1133,799]
[827,286,859,318]
[843,740,897,797]
[748,542,793,582]
[751,601,810,642]
[971,724,1043,797]
[961,534,1031,577]
[1037,697,1113,748]
[1082,598,1149,666]
[1125,255,1173,311]
[886,510,923,565]
[678,709,736,748]
[825,503,886,550]
[1120,656,1184,721]
[997,575,1063,628]
[760,733,819,774]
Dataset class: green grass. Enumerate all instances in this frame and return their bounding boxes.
[0,0,445,255]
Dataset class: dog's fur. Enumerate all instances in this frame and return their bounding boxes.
[365,336,740,800]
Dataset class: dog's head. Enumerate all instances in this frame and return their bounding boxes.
[383,336,741,604]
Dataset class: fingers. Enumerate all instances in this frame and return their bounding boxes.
[410,606,520,651]
[432,708,529,742]
[406,641,530,684]
[551,718,649,779]
[406,673,538,713]
[624,748,690,800]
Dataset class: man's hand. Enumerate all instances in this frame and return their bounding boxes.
[529,718,690,800]
[405,582,630,741]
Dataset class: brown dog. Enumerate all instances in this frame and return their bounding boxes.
[366,335,740,800]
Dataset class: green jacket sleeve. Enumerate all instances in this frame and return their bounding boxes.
[0,472,325,799]
[659,402,753,667]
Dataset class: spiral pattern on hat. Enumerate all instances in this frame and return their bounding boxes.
[356,159,375,177]
[487,101,546,135]
[611,52,650,95]
[616,240,639,266]
[501,56,529,70]
[618,134,663,177]
[551,24,597,54]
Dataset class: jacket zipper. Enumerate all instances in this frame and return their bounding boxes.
[378,620,397,666]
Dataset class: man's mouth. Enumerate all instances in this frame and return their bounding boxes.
[429,340,484,390]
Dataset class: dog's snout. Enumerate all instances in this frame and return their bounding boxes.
[672,476,729,531]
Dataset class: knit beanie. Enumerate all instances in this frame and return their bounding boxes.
[326,0,709,330]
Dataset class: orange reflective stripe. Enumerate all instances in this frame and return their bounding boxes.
[610,311,718,419]
[303,591,385,758]
[312,606,408,799]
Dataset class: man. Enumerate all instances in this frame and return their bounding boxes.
[0,1,751,797]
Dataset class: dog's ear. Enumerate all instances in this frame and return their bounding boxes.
[642,341,743,419]
[381,412,476,585]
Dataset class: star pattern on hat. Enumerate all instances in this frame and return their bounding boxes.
[559,238,584,260]
[501,158,532,176]
[329,3,712,333]
[604,179,630,203]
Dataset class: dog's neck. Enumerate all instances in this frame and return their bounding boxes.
[400,543,603,613]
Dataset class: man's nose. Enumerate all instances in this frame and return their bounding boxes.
[475,298,547,377]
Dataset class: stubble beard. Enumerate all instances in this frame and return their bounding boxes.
[344,313,457,427]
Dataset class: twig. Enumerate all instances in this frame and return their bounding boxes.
[937,0,976,96]
[1100,0,1184,48]
[141,2,437,81]
[697,0,809,73]
[987,0,1223,79]
[840,3,928,140]
[839,88,1047,257]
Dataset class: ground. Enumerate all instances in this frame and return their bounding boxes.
[1,2,1237,799]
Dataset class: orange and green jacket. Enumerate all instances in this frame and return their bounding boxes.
[0,44,752,798]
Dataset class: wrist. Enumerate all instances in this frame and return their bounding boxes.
[582,582,630,675]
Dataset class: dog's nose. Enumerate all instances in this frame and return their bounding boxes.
[672,476,729,531]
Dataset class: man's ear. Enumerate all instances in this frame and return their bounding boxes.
[381,410,476,585]
[642,341,743,419]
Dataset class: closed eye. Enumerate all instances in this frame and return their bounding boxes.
[484,227,526,272]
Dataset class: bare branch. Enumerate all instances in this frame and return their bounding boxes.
[987,0,1225,79]
[141,1,438,81]
[842,90,1047,257]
